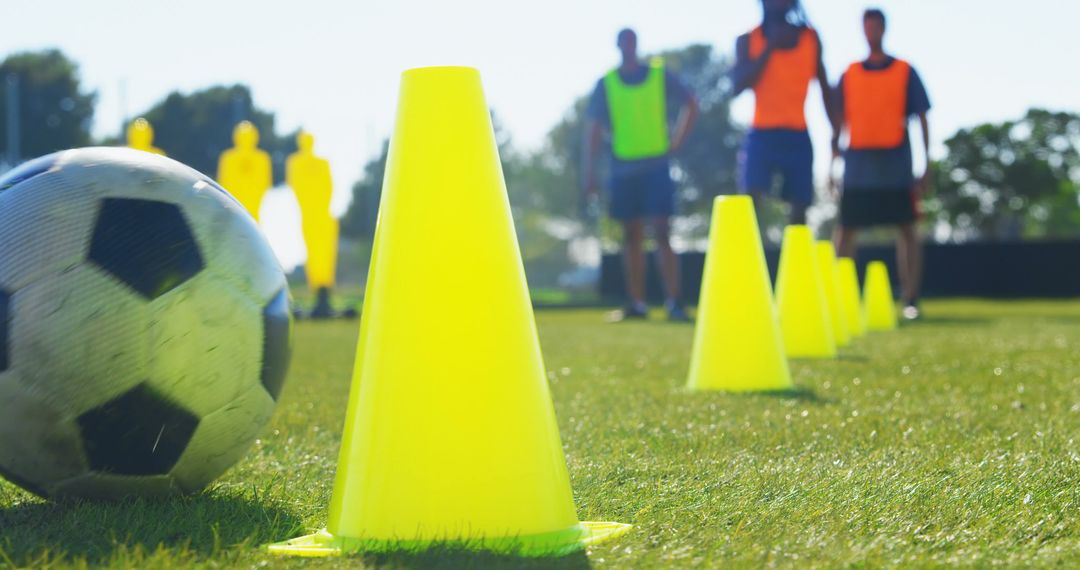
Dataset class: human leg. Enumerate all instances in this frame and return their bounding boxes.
[651,216,681,306]
[897,222,923,316]
[622,218,647,309]
[834,225,859,259]
[779,129,815,226]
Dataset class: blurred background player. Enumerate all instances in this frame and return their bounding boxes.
[831,8,931,320]
[217,121,272,221]
[584,28,699,321]
[287,131,352,319]
[125,117,164,155]
[733,0,835,224]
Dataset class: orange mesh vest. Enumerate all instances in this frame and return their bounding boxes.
[843,58,911,149]
[749,26,818,130]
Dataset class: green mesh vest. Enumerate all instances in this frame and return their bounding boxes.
[603,58,670,161]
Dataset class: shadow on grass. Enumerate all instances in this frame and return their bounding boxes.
[0,491,301,566]
[361,548,591,569]
[756,386,830,404]
[1043,314,1080,325]
[902,315,994,327]
[657,319,696,328]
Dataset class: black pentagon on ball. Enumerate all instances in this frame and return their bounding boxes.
[0,288,9,372]
[77,383,199,476]
[260,288,292,401]
[88,198,204,300]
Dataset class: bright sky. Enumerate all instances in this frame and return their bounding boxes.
[4,0,1077,266]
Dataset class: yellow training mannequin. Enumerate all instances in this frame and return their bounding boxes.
[126,118,165,155]
[287,131,338,295]
[217,121,273,221]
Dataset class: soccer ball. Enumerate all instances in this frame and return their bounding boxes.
[0,148,291,499]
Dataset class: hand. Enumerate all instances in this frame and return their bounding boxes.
[828,140,842,199]
[913,171,931,198]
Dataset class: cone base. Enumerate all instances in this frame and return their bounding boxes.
[787,353,838,360]
[266,521,632,558]
[690,384,794,393]
[688,376,793,393]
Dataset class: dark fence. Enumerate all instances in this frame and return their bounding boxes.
[599,241,1080,303]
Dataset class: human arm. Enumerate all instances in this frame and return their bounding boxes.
[665,72,699,153]
[670,95,699,153]
[827,73,846,198]
[581,79,609,197]
[908,68,932,197]
[732,33,774,96]
[582,119,604,197]
[814,31,839,145]
[914,112,931,197]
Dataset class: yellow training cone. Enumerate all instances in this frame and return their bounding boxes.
[687,195,790,391]
[268,67,629,558]
[863,260,898,331]
[836,257,866,337]
[815,241,850,348]
[775,225,836,358]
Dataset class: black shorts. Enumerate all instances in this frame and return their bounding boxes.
[839,188,917,228]
[608,161,676,220]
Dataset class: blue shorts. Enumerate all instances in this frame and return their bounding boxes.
[739,129,814,207]
[608,160,676,220]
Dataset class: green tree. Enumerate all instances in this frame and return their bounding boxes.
[659,45,744,225]
[926,109,1080,241]
[0,49,96,162]
[133,85,297,183]
[340,140,388,240]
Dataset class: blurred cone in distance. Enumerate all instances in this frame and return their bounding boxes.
[268,66,629,558]
[863,260,898,331]
[775,225,836,358]
[836,257,866,337]
[815,241,850,348]
[687,195,791,392]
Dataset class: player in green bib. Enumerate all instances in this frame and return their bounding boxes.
[584,28,699,321]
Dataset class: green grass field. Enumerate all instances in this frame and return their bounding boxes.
[2,299,1079,568]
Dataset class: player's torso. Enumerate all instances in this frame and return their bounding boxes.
[843,58,911,150]
[748,25,818,131]
[603,60,671,162]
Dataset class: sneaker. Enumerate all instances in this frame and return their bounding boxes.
[666,302,691,322]
[606,303,648,323]
[902,302,921,321]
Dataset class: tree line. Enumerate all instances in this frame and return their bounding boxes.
[3,48,1077,255]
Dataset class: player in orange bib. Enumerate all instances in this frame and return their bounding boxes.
[831,8,932,320]
[733,0,836,224]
